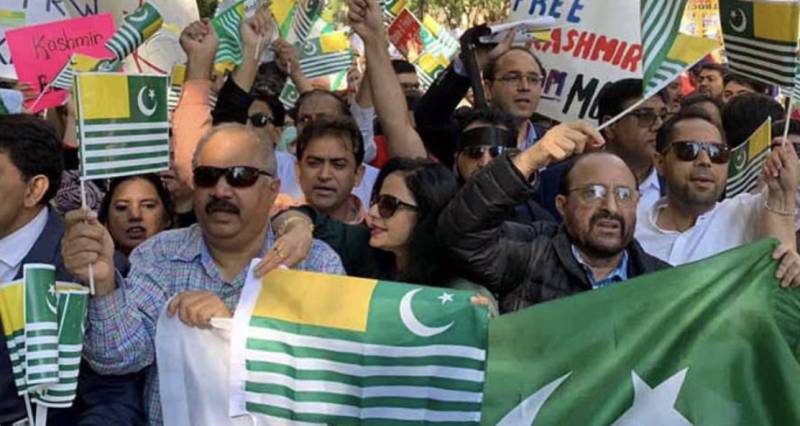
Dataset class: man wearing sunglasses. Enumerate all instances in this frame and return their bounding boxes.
[61,124,344,424]
[438,121,672,312]
[636,109,800,272]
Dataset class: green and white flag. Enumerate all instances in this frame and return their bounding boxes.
[75,73,170,179]
[481,239,800,425]
[231,269,488,424]
[727,117,771,198]
[23,264,59,388]
[641,0,688,90]
[212,0,247,66]
[0,279,26,394]
[105,3,164,62]
[51,60,75,91]
[278,80,301,110]
[290,0,325,43]
[32,283,88,407]
[297,31,353,78]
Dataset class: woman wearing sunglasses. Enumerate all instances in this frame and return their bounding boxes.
[270,157,498,315]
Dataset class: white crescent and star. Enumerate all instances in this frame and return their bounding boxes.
[496,368,692,425]
[137,86,158,117]
[127,8,150,23]
[734,149,747,170]
[46,285,57,315]
[730,8,747,33]
[399,288,453,337]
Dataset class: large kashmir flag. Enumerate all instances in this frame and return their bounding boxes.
[75,73,170,179]
[481,239,800,425]
[230,268,489,424]
[720,0,800,89]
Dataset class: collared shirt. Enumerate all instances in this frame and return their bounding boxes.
[0,207,48,283]
[520,120,539,150]
[274,194,368,225]
[634,193,764,266]
[636,167,662,220]
[571,245,629,289]
[83,224,344,425]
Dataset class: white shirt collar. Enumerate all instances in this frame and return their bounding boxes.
[0,207,49,269]
[639,168,659,191]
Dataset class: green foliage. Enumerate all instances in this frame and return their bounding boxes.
[197,0,219,18]
[407,0,509,29]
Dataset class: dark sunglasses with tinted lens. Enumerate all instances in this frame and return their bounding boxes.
[248,113,274,128]
[666,141,731,164]
[371,194,418,219]
[193,166,273,188]
[462,145,519,160]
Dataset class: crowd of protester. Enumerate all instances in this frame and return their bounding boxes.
[3,0,800,424]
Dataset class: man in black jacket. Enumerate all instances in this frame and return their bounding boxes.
[437,121,669,313]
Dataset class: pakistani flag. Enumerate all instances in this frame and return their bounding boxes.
[0,280,26,394]
[290,0,326,43]
[213,0,247,66]
[278,80,301,109]
[105,3,164,62]
[726,117,771,198]
[643,34,720,97]
[231,269,488,424]
[481,239,800,424]
[24,264,59,387]
[720,0,800,89]
[32,283,88,407]
[297,32,353,78]
[75,73,170,179]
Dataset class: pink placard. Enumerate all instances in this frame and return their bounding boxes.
[6,13,116,112]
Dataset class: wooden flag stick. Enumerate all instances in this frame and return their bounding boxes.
[79,179,96,295]
[596,95,650,132]
[783,100,794,148]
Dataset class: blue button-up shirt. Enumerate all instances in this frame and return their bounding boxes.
[571,245,629,289]
[84,224,344,425]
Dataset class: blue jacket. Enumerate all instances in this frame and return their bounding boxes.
[0,210,144,426]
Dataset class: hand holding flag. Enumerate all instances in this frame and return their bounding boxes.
[61,209,117,296]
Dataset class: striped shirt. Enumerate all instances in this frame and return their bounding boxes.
[83,224,345,425]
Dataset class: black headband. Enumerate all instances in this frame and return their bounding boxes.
[458,127,516,150]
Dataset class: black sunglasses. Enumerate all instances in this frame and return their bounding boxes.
[248,113,274,128]
[665,141,730,164]
[193,166,273,188]
[371,194,417,219]
[462,145,519,160]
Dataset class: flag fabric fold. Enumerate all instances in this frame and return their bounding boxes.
[480,239,800,425]
[720,0,800,89]
[212,0,247,67]
[75,73,170,180]
[726,117,771,198]
[297,31,353,78]
[641,0,688,89]
[105,3,164,62]
[643,34,719,98]
[229,268,489,424]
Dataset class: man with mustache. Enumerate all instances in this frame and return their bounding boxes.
[60,124,344,425]
[635,109,800,266]
[437,121,670,313]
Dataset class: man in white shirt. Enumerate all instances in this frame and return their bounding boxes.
[635,109,798,265]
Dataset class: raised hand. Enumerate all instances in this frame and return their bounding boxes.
[61,209,116,296]
[513,121,606,176]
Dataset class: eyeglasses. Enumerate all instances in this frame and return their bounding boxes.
[371,194,417,219]
[494,73,543,86]
[568,184,638,206]
[627,109,671,129]
[248,113,275,128]
[461,145,519,160]
[193,166,273,188]
[665,141,730,164]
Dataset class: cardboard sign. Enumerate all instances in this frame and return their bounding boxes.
[6,13,116,111]
[510,0,642,123]
[388,9,425,60]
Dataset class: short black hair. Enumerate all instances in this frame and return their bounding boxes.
[289,89,351,121]
[391,59,416,75]
[680,92,724,111]
[772,119,800,139]
[722,93,784,148]
[0,114,63,205]
[456,106,520,135]
[656,108,724,153]
[595,78,667,124]
[483,47,546,81]
[699,62,729,77]
[99,173,175,226]
[253,90,286,127]
[723,73,769,95]
[296,116,365,166]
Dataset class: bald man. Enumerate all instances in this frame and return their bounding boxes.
[437,122,669,313]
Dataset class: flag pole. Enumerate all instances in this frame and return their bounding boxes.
[79,179,96,295]
[596,95,650,132]
[23,394,34,426]
[783,100,794,148]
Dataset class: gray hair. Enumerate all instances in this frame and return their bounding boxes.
[192,123,278,177]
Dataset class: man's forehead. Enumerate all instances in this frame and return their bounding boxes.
[199,131,262,164]
[299,94,342,116]
[672,118,722,142]
[496,50,540,74]
[571,156,636,186]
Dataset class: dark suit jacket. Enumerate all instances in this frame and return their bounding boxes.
[0,210,144,426]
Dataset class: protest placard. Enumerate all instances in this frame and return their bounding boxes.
[6,13,116,111]
[511,0,642,123]
[389,9,425,60]
[0,9,25,79]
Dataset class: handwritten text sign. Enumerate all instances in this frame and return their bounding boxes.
[6,12,115,111]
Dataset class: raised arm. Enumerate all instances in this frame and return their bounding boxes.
[349,0,427,159]
[761,143,799,251]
